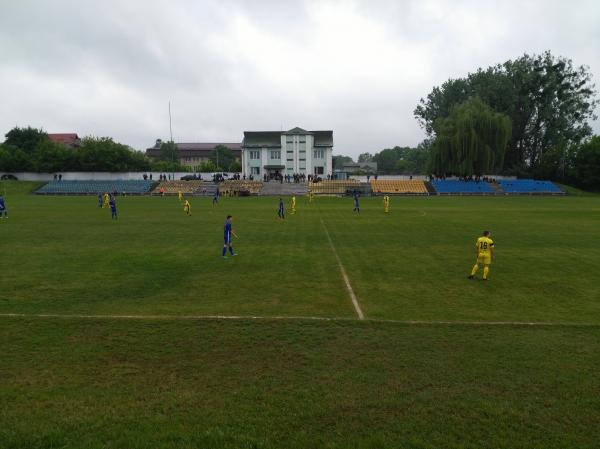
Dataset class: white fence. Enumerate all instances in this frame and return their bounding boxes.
[0,172,239,182]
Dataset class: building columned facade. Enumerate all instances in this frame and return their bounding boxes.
[242,127,333,178]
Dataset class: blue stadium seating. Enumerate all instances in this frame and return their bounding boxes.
[36,180,155,195]
[498,179,563,194]
[431,180,493,194]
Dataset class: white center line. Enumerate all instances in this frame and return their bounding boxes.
[319,217,365,320]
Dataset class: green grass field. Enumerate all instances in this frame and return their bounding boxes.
[1,181,600,448]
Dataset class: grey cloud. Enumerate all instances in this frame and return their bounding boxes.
[0,0,598,157]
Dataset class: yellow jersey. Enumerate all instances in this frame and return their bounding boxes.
[476,236,494,256]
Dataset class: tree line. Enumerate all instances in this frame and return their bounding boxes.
[416,51,599,190]
[0,127,241,173]
[336,51,599,190]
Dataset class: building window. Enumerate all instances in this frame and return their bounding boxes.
[314,166,324,175]
[299,158,306,161]
[270,151,280,159]
[299,136,306,143]
[249,150,260,160]
[251,167,260,175]
[287,158,294,162]
[286,136,293,144]
[313,149,324,159]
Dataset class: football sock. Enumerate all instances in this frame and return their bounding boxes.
[222,247,227,257]
[229,246,234,256]
[470,264,479,276]
[483,266,489,280]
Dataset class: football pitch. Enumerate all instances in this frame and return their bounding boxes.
[1,181,600,448]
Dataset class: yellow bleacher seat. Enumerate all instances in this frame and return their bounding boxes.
[309,180,361,195]
[370,180,427,194]
[152,181,203,194]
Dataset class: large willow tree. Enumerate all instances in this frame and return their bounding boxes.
[429,97,511,176]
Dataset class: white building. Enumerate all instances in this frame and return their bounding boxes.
[241,127,333,178]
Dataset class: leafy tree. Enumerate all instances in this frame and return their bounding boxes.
[78,137,152,172]
[229,160,242,172]
[199,160,218,172]
[4,126,48,154]
[570,136,600,191]
[429,97,511,177]
[373,147,406,172]
[151,160,188,172]
[0,145,16,171]
[358,152,373,162]
[209,145,235,171]
[11,148,34,171]
[159,141,179,163]
[369,144,430,174]
[332,155,354,170]
[415,51,598,172]
[33,139,75,172]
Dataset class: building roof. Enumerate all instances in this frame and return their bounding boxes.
[174,142,241,151]
[283,127,309,134]
[48,133,81,147]
[242,128,333,148]
[313,131,333,146]
[145,142,241,158]
[242,132,283,148]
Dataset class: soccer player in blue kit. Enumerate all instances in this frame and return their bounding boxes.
[353,190,360,213]
[109,196,117,219]
[222,215,238,258]
[0,195,7,218]
[278,197,285,220]
[213,188,219,206]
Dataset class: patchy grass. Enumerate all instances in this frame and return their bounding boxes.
[1,184,600,448]
[2,317,600,449]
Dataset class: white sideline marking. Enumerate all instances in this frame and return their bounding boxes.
[0,313,598,327]
[319,217,365,320]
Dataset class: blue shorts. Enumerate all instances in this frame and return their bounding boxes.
[224,234,231,245]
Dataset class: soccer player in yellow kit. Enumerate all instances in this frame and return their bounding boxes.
[469,230,494,281]
[102,193,110,208]
[383,195,390,213]
[184,199,191,216]
[291,195,296,214]
[178,190,183,202]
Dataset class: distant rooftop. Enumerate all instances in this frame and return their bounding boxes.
[145,141,241,158]
[48,133,81,147]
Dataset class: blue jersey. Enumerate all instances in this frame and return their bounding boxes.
[224,221,232,243]
[353,193,359,204]
[109,199,116,210]
[279,200,284,211]
[0,198,5,210]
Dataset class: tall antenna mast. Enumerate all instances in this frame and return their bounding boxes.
[168,101,173,142]
[169,101,174,180]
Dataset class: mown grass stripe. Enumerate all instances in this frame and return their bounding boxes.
[319,216,365,320]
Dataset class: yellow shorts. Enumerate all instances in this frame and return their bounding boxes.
[477,255,492,265]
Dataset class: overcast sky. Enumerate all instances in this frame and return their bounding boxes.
[1,0,599,158]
